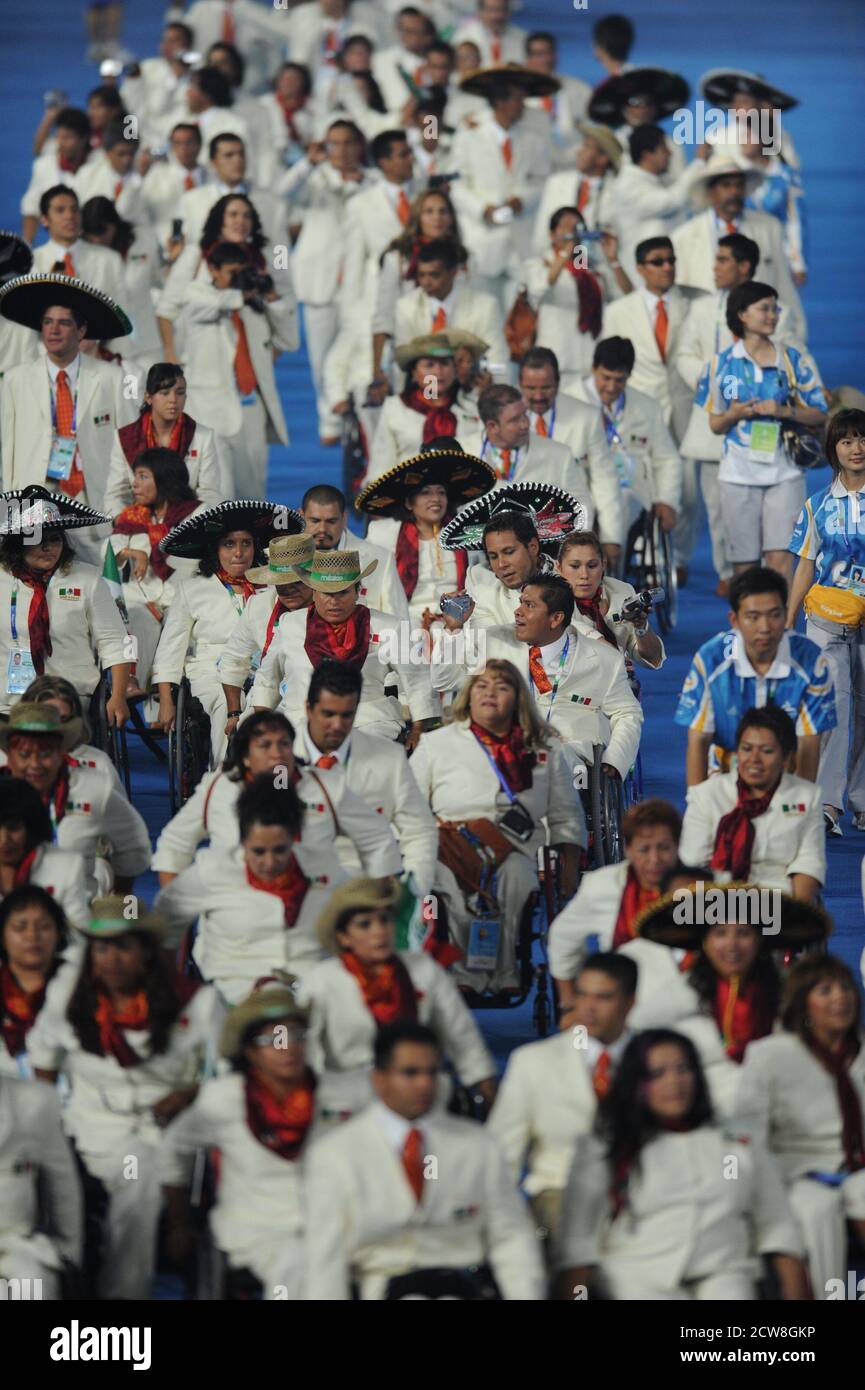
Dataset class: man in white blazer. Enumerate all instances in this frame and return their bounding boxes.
[175,133,285,248]
[140,123,208,248]
[522,32,590,168]
[339,130,417,336]
[74,125,146,227]
[610,125,708,284]
[287,0,380,75]
[20,108,92,245]
[393,240,509,378]
[489,952,636,1240]
[30,187,126,309]
[453,0,528,65]
[671,156,806,341]
[185,0,284,94]
[372,8,436,114]
[301,483,409,621]
[532,121,621,258]
[304,1020,545,1300]
[182,243,296,497]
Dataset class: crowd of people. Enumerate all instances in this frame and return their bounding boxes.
[0,0,862,1304]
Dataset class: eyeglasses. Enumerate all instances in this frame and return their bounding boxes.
[250,1027,306,1047]
[643,256,676,266]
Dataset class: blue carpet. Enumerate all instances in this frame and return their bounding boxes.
[1,1,863,1051]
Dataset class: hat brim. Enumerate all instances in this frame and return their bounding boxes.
[316,881,401,955]
[394,329,489,371]
[576,121,623,171]
[355,448,495,519]
[588,67,690,125]
[245,553,314,585]
[0,489,111,532]
[0,274,132,339]
[690,160,764,208]
[699,69,798,112]
[440,482,588,555]
[79,912,168,941]
[0,232,34,282]
[297,557,379,592]
[459,65,560,98]
[634,884,832,951]
[0,713,82,752]
[219,991,309,1060]
[160,500,303,558]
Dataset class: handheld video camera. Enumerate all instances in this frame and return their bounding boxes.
[233,266,275,313]
[611,586,664,623]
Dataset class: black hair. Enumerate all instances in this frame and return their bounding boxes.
[370,129,409,166]
[579,951,637,997]
[132,447,196,506]
[170,121,202,145]
[208,130,245,161]
[416,237,460,271]
[548,204,584,234]
[0,531,76,575]
[635,234,674,265]
[144,362,185,399]
[426,40,455,61]
[197,527,266,579]
[88,84,124,113]
[191,65,233,108]
[478,383,521,426]
[482,511,539,549]
[224,711,295,781]
[734,704,797,757]
[276,61,313,99]
[519,346,560,380]
[593,335,635,373]
[659,863,715,893]
[629,124,666,165]
[237,774,304,842]
[301,484,346,512]
[593,14,634,61]
[39,184,79,218]
[54,107,90,140]
[522,572,575,627]
[718,232,760,276]
[102,119,137,152]
[726,280,778,336]
[728,564,788,613]
[206,239,251,270]
[200,194,265,259]
[307,661,363,707]
[373,1019,440,1070]
[165,19,193,47]
[207,41,245,87]
[0,884,68,964]
[0,777,53,849]
[526,30,556,51]
[825,408,865,475]
[597,1030,713,1174]
[81,195,134,258]
[67,932,188,1058]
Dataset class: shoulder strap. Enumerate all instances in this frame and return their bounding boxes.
[307,768,340,837]
[202,771,223,835]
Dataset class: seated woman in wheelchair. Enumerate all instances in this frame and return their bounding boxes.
[15,674,121,790]
[298,877,496,1122]
[0,780,90,933]
[160,981,317,1301]
[410,659,583,996]
[152,499,299,764]
[0,886,77,1079]
[556,529,665,670]
[28,895,224,1301]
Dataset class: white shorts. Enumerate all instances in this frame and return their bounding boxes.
[718,475,805,562]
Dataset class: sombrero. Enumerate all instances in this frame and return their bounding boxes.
[355,438,495,519]
[633,883,832,952]
[0,273,132,339]
[0,486,110,532]
[459,63,560,99]
[689,152,763,208]
[294,549,378,593]
[160,499,303,559]
[0,232,33,283]
[245,533,314,586]
[0,701,82,752]
[315,877,401,956]
[576,121,623,172]
[588,67,690,125]
[700,69,798,113]
[78,894,168,941]
[394,328,489,372]
[439,481,588,555]
[220,978,308,1061]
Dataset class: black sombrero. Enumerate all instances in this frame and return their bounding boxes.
[700,69,798,113]
[459,63,560,99]
[588,67,690,125]
[355,439,495,520]
[0,232,33,284]
[0,273,132,340]
[0,486,110,532]
[634,883,832,952]
[160,499,304,559]
[439,482,588,555]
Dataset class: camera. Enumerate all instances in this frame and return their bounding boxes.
[440,592,474,623]
[612,586,665,623]
[43,89,69,109]
[233,266,275,313]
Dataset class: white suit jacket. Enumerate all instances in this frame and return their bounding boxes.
[0,1077,82,1273]
[464,565,520,628]
[602,286,702,442]
[548,860,630,981]
[105,418,226,518]
[671,209,806,340]
[367,393,482,485]
[215,588,292,689]
[186,0,286,92]
[339,181,413,318]
[0,321,39,379]
[304,1104,545,1299]
[30,240,127,309]
[151,572,253,691]
[284,161,371,306]
[572,575,667,669]
[532,168,619,256]
[74,155,146,225]
[567,375,682,514]
[140,159,209,245]
[451,17,528,64]
[339,530,410,622]
[0,353,138,504]
[287,0,379,72]
[394,283,509,374]
[679,769,826,891]
[523,256,605,383]
[458,427,595,530]
[525,394,624,545]
[610,160,706,281]
[450,113,551,277]
[25,844,92,932]
[50,756,151,897]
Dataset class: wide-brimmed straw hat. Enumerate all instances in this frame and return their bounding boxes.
[219,978,308,1061]
[355,438,495,520]
[575,121,623,171]
[160,499,302,559]
[315,877,401,955]
[295,549,378,593]
[588,66,690,125]
[699,68,798,112]
[0,701,82,752]
[245,533,315,586]
[459,62,560,99]
[689,152,764,208]
[0,273,132,339]
[78,894,168,940]
[439,481,588,555]
[0,232,33,283]
[393,328,489,372]
[0,486,110,533]
[633,884,832,952]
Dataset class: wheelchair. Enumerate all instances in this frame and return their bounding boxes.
[623,507,677,634]
[90,671,211,813]
[341,392,369,517]
[579,744,627,870]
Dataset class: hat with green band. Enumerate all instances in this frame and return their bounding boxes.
[245,533,315,586]
[0,701,82,751]
[293,548,379,593]
[220,978,309,1060]
[80,895,168,941]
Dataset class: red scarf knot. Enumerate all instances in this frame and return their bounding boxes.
[304,603,371,672]
[216,567,257,603]
[113,498,199,582]
[245,1069,316,1160]
[0,963,46,1057]
[94,987,150,1067]
[563,261,603,338]
[711,777,779,881]
[11,562,60,675]
[118,412,197,469]
[469,719,534,794]
[245,856,310,927]
[575,592,618,649]
[340,949,419,1028]
[612,866,658,949]
[713,974,775,1063]
[807,1035,865,1172]
[394,518,467,601]
[401,383,459,444]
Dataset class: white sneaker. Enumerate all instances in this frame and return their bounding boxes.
[853,812,865,831]
[824,807,842,837]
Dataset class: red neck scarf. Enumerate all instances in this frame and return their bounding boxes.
[12,845,40,886]
[0,963,46,1057]
[94,987,150,1067]
[46,760,71,828]
[563,261,603,338]
[340,949,418,1028]
[401,383,459,443]
[118,412,197,468]
[711,777,779,880]
[277,95,306,141]
[113,498,199,582]
[245,857,309,927]
[713,975,775,1063]
[403,235,433,284]
[245,1069,316,1160]
[216,567,257,604]
[469,719,534,794]
[612,866,659,949]
[304,603,371,672]
[11,563,61,675]
[610,1117,701,1218]
[261,598,283,660]
[806,1035,865,1171]
[59,151,86,174]
[394,518,467,600]
[575,592,618,649]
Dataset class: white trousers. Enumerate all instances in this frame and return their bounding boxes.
[789,1170,865,1298]
[303,303,341,436]
[218,394,269,499]
[83,1136,162,1301]
[434,850,538,992]
[806,618,865,813]
[124,598,162,691]
[699,459,732,580]
[673,458,700,568]
[605,1266,756,1300]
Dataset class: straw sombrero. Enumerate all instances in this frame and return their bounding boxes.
[295,549,378,593]
[575,121,623,172]
[246,533,314,586]
[0,701,82,752]
[459,63,560,99]
[0,273,132,339]
[700,69,798,112]
[689,153,763,209]
[315,877,401,956]
[0,232,34,283]
[439,481,587,555]
[393,328,489,373]
[355,438,495,520]
[588,67,690,125]
[219,978,308,1061]
[633,884,832,952]
[78,894,168,941]
[160,499,302,559]
[0,486,110,532]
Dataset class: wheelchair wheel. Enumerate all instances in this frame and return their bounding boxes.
[644,513,678,634]
[600,770,626,864]
[168,681,211,815]
[90,672,130,793]
[532,963,555,1038]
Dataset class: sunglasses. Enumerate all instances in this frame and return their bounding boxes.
[251,1026,306,1047]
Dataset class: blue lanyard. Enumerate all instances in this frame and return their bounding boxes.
[481,435,519,479]
[601,394,625,446]
[10,584,18,644]
[532,635,571,720]
[472,732,519,803]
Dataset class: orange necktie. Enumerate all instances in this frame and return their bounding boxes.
[222,4,236,44]
[496,447,513,480]
[541,95,554,114]
[402,1127,425,1203]
[113,180,123,200]
[62,252,75,277]
[184,172,195,191]
[592,1050,612,1101]
[232,311,257,396]
[430,305,447,332]
[397,189,411,226]
[654,299,668,362]
[529,645,552,694]
[490,39,502,62]
[315,754,337,769]
[576,177,590,213]
[55,369,85,498]
[534,414,547,437]
[502,137,512,171]
[725,220,737,234]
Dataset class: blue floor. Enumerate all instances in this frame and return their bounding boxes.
[1,1,863,1045]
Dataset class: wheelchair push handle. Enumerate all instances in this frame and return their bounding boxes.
[611,586,664,623]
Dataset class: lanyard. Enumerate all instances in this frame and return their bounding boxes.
[481,436,519,479]
[539,635,571,720]
[601,394,626,447]
[533,404,556,437]
[472,731,518,803]
[220,579,249,618]
[10,583,19,644]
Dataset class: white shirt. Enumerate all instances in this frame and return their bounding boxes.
[534,631,568,678]
[293,722,351,769]
[642,288,670,322]
[423,284,457,326]
[46,354,81,392]
[40,238,79,267]
[583,1030,631,1073]
[732,630,792,706]
[371,1099,425,1156]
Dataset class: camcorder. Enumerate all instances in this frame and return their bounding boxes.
[439,592,474,622]
[233,266,275,313]
[611,586,665,623]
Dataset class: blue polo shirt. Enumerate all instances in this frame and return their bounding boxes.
[789,476,865,592]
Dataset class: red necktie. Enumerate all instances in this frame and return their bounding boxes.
[534,414,547,436]
[315,755,337,769]
[529,645,552,694]
[654,299,668,362]
[725,220,737,234]
[576,177,590,213]
[55,370,85,498]
[113,180,123,200]
[541,95,554,114]
[490,39,502,62]
[62,252,75,277]
[222,4,236,44]
[397,189,411,226]
[431,305,446,332]
[592,1049,612,1101]
[402,1127,425,1203]
[184,173,195,191]
[232,311,257,396]
[501,137,512,171]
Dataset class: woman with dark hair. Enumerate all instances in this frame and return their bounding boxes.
[557,529,665,669]
[0,781,90,934]
[28,894,222,1299]
[81,193,163,371]
[0,885,70,1077]
[736,954,865,1296]
[556,1028,808,1300]
[522,206,607,390]
[18,673,119,788]
[702,279,827,581]
[105,361,228,517]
